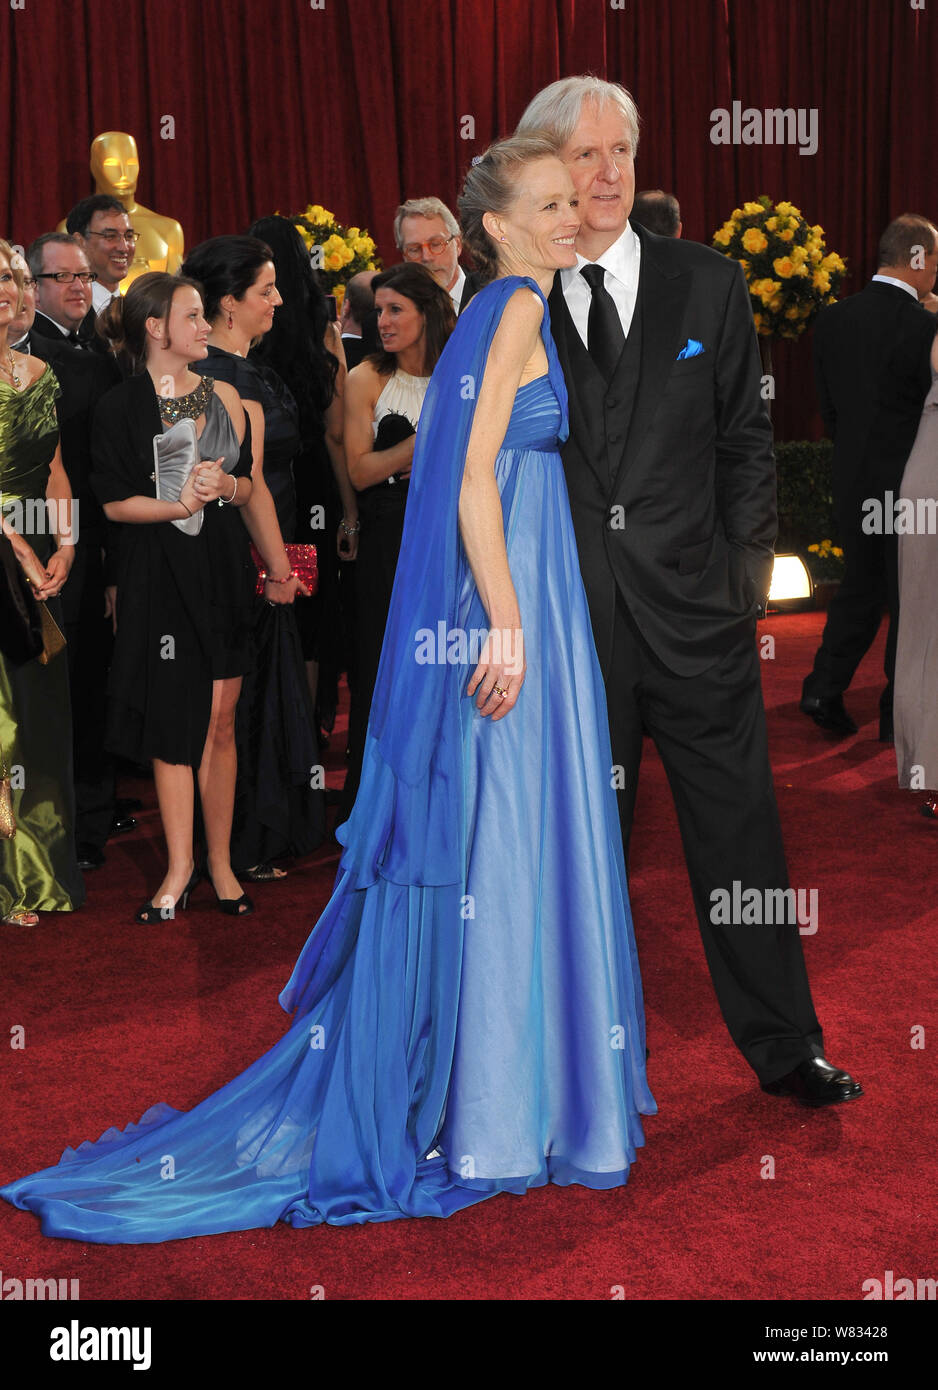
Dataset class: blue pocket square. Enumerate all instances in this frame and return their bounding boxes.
[676,338,704,360]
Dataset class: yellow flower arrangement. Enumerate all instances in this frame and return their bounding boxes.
[287,202,382,301]
[711,194,847,339]
[808,539,843,558]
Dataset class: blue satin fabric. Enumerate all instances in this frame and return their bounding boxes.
[0,279,654,1242]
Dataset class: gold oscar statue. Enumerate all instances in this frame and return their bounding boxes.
[58,132,184,288]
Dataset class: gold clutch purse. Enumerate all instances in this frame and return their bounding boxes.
[36,602,66,665]
[0,742,15,840]
[0,515,67,665]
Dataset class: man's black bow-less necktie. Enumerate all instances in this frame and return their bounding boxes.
[580,263,625,380]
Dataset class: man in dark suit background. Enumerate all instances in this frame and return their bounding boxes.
[339,270,379,370]
[393,196,483,314]
[28,233,99,346]
[630,188,682,239]
[18,235,125,868]
[801,214,938,740]
[518,76,860,1107]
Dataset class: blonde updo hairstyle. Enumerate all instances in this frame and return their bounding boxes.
[0,238,25,314]
[457,132,562,284]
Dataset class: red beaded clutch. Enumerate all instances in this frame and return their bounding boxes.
[252,543,318,596]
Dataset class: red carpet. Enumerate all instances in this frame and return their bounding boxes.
[1,613,935,1301]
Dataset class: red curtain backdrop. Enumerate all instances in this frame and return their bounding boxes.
[1,0,934,439]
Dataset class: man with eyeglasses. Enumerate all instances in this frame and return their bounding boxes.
[393,196,482,315]
[65,194,136,313]
[27,232,98,346]
[18,233,125,871]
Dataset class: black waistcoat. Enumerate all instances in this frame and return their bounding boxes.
[563,288,644,489]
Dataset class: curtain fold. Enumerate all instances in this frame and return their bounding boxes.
[1,0,933,439]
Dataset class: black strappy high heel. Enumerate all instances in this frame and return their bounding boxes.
[133,868,201,924]
[212,888,254,917]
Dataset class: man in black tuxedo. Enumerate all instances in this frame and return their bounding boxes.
[340,270,379,371]
[393,196,482,314]
[22,234,125,868]
[801,215,938,740]
[27,233,99,347]
[518,76,860,1106]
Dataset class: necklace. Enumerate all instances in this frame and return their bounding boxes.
[0,350,21,389]
[158,375,214,424]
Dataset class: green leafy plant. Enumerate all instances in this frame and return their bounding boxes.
[774,439,843,580]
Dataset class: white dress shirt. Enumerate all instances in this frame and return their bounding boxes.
[449,265,467,314]
[870,274,919,301]
[560,223,641,346]
[92,281,121,314]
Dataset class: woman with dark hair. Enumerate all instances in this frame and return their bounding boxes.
[339,263,456,818]
[181,236,324,880]
[91,271,255,918]
[247,215,358,748]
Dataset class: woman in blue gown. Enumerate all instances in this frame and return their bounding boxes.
[0,133,655,1242]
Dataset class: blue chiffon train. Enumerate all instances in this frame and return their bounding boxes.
[0,278,655,1242]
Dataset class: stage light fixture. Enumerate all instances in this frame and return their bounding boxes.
[767,553,814,612]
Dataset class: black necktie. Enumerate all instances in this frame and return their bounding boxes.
[580,264,625,380]
[67,331,86,349]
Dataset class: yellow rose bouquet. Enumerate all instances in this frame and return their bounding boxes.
[288,203,381,307]
[711,195,846,339]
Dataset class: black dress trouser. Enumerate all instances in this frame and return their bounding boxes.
[608,595,823,1084]
[61,536,116,854]
[802,495,898,719]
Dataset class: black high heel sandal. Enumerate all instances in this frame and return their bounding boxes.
[213,889,254,917]
[133,868,201,924]
[207,872,254,916]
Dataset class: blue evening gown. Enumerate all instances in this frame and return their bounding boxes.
[0,278,655,1242]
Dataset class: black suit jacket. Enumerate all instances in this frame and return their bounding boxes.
[341,334,367,371]
[550,222,775,678]
[459,270,484,315]
[813,281,936,504]
[24,328,120,547]
[33,305,107,356]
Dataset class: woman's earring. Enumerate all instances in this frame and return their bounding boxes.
[226,311,233,330]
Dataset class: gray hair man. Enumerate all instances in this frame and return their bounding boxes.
[394,196,480,314]
[517,74,860,1110]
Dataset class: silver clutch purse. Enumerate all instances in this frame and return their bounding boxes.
[153,418,203,536]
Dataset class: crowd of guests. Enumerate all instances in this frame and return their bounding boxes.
[2,179,937,929]
[0,189,506,926]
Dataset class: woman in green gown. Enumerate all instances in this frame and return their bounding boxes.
[0,239,84,924]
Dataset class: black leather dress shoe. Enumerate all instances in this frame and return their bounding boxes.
[761,1056,863,1107]
[115,796,143,816]
[799,694,858,736]
[109,815,137,836]
[76,844,105,871]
